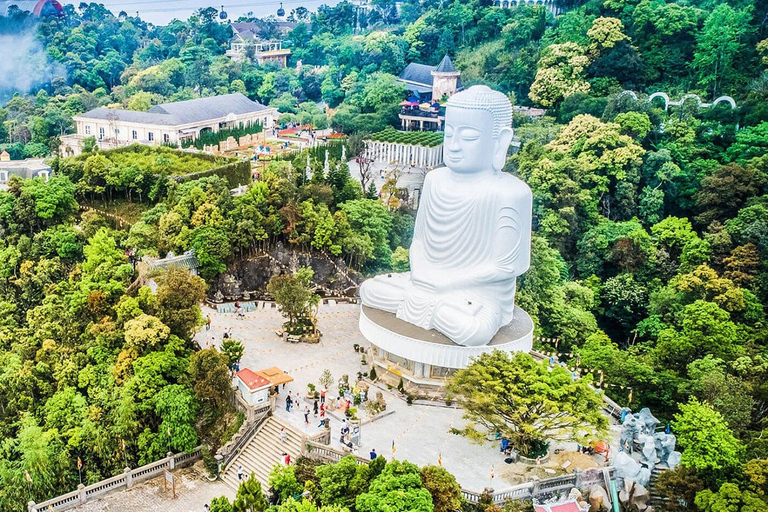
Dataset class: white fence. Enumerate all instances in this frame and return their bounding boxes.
[28,447,202,512]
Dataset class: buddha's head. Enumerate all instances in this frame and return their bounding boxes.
[443,85,514,174]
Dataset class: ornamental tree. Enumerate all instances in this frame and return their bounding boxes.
[447,351,608,456]
[267,267,320,333]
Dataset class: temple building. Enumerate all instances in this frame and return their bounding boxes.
[60,93,277,157]
[225,21,295,67]
[397,55,463,131]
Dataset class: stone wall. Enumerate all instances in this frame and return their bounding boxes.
[213,242,361,299]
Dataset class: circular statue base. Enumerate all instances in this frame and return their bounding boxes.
[359,305,533,396]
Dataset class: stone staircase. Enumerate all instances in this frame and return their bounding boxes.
[647,465,669,508]
[221,416,305,491]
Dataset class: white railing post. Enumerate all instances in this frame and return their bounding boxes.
[168,452,175,470]
[125,467,133,489]
[78,483,86,504]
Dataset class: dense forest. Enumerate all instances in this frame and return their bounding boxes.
[0,0,767,510]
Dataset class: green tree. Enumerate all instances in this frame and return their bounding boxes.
[154,267,207,341]
[692,4,752,97]
[155,384,199,453]
[267,268,320,332]
[269,464,303,503]
[695,483,768,512]
[234,473,268,512]
[653,466,706,512]
[211,496,235,512]
[186,349,232,425]
[673,399,744,483]
[420,465,461,512]
[356,460,433,512]
[221,339,245,369]
[447,351,608,455]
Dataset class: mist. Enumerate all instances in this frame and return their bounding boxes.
[0,30,65,103]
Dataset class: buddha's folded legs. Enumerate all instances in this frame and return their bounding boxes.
[359,272,410,314]
[431,296,500,347]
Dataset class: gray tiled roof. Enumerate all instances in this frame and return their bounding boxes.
[76,94,270,127]
[232,20,298,40]
[435,54,457,73]
[398,63,435,87]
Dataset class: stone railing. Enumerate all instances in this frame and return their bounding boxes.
[461,467,614,506]
[29,447,202,512]
[219,401,272,472]
[304,440,369,466]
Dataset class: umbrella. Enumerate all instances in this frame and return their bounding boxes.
[419,102,432,110]
[399,100,412,106]
[591,441,609,453]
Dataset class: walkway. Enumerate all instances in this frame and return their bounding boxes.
[196,303,618,491]
[72,467,234,512]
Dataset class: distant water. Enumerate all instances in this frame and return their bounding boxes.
[58,0,343,25]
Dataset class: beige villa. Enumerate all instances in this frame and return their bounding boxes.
[61,93,277,157]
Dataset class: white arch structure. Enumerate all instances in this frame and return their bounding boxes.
[494,0,562,16]
[619,91,737,112]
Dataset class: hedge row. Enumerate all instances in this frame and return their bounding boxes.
[367,126,444,147]
[170,160,252,188]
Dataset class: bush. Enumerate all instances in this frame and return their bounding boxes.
[369,366,377,380]
[201,445,218,477]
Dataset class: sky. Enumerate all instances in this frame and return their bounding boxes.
[58,0,343,25]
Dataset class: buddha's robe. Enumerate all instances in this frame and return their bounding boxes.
[360,167,531,346]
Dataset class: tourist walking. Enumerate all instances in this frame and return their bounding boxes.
[320,390,326,403]
[304,406,310,425]
[205,315,211,331]
[237,465,244,481]
[370,449,377,460]
[313,400,319,416]
[286,395,292,412]
[280,427,287,443]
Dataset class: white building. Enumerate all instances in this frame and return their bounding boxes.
[0,153,52,190]
[235,368,273,407]
[225,21,294,66]
[61,93,277,157]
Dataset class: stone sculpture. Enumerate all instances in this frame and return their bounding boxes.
[619,479,653,512]
[360,85,532,346]
[636,408,659,434]
[614,451,651,488]
[588,484,611,512]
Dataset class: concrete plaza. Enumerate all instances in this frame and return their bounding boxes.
[73,302,610,511]
[198,302,525,491]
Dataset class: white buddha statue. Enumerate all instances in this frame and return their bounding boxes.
[360,85,532,347]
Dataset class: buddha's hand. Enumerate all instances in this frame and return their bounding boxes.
[411,270,451,292]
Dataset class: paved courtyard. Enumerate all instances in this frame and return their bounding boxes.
[74,302,610,511]
[73,466,234,512]
[199,302,531,491]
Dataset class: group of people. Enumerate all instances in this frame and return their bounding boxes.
[285,391,327,427]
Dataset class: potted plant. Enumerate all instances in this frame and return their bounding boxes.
[369,366,377,381]
[307,383,316,398]
[361,354,367,365]
[353,343,360,352]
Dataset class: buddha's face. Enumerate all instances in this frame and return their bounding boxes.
[443,107,496,174]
